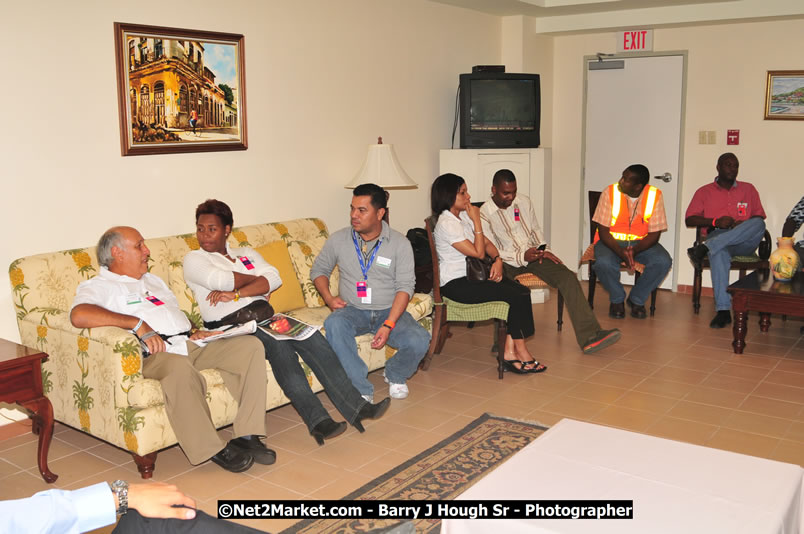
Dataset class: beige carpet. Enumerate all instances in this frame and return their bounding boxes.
[281,413,548,534]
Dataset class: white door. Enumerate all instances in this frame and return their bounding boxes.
[582,53,685,290]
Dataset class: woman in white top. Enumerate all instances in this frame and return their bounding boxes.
[432,174,546,374]
[183,199,390,446]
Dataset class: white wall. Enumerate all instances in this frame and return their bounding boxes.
[548,19,804,287]
[0,0,500,342]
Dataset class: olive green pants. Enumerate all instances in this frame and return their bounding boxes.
[503,260,601,348]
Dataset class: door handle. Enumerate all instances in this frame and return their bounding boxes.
[654,172,672,183]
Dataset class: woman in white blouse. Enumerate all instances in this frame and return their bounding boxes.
[183,199,390,446]
[432,174,546,374]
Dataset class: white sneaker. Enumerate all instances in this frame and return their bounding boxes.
[383,372,409,399]
[388,383,409,399]
[361,394,373,403]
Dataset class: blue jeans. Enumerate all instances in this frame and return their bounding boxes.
[254,329,366,431]
[593,240,672,306]
[324,306,431,397]
[704,217,766,311]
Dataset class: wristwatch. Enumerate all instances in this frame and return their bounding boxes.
[109,479,129,515]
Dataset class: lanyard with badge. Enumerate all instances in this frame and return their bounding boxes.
[352,230,381,304]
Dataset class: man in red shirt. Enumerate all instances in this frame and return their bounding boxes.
[685,153,766,328]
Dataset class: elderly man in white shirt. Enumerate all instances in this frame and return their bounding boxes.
[70,226,273,474]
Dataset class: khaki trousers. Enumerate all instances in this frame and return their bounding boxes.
[142,336,267,465]
[503,260,601,348]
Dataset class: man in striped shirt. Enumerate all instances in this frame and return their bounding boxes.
[480,169,621,354]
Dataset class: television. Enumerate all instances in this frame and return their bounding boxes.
[459,72,541,149]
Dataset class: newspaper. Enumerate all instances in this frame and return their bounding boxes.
[258,313,319,341]
[190,320,258,347]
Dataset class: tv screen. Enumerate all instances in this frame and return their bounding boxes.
[459,72,540,148]
[469,79,538,132]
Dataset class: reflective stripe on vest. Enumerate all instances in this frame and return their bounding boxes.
[604,183,660,242]
[610,231,645,241]
[643,186,657,221]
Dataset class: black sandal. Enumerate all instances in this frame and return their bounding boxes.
[501,358,532,375]
[521,360,547,373]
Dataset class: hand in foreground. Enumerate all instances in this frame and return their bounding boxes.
[189,330,223,341]
[326,296,347,311]
[537,250,562,265]
[371,327,390,350]
[715,216,736,229]
[623,247,636,274]
[206,290,236,306]
[489,259,503,283]
[466,203,481,222]
[524,247,563,265]
[127,482,197,520]
[137,323,165,355]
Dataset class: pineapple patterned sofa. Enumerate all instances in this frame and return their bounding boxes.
[8,218,433,478]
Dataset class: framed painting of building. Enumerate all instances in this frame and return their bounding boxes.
[114,22,247,156]
[764,70,804,120]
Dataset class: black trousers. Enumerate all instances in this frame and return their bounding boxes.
[113,509,267,533]
[441,276,534,339]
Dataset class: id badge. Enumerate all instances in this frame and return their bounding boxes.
[361,288,372,304]
[126,293,141,305]
[145,295,165,306]
[736,202,747,218]
[239,256,255,270]
[356,281,368,298]
[514,208,520,222]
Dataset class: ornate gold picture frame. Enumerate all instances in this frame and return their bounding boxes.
[764,70,804,120]
[114,22,247,156]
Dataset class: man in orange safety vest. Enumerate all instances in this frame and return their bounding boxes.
[592,164,672,319]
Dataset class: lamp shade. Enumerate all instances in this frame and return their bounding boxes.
[344,137,417,189]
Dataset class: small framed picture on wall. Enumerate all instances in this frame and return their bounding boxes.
[764,70,804,120]
[114,22,248,156]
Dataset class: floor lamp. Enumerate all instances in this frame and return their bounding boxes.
[344,137,418,222]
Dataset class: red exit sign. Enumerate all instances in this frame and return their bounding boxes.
[616,30,653,53]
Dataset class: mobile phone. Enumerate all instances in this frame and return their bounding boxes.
[537,244,547,251]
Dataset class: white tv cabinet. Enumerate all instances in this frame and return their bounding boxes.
[439,148,551,244]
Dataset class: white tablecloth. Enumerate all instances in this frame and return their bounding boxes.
[442,419,803,534]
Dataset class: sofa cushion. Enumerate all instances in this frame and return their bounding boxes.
[287,238,339,307]
[254,241,305,313]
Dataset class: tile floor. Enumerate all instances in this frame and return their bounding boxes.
[1,287,803,533]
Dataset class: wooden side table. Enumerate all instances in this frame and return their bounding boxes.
[0,338,58,482]
[727,271,804,354]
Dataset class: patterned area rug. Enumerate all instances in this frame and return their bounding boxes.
[280,413,548,534]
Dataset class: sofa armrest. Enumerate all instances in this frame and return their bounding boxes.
[14,316,145,444]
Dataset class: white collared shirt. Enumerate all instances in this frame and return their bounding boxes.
[182,244,282,322]
[479,194,546,268]
[433,209,476,286]
[72,267,192,355]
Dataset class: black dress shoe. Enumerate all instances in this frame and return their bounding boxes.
[627,298,647,319]
[311,418,347,446]
[609,302,625,319]
[687,244,709,271]
[354,397,391,433]
[230,436,277,465]
[710,310,732,329]
[211,442,254,472]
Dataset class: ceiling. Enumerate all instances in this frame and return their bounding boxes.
[428,0,804,34]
